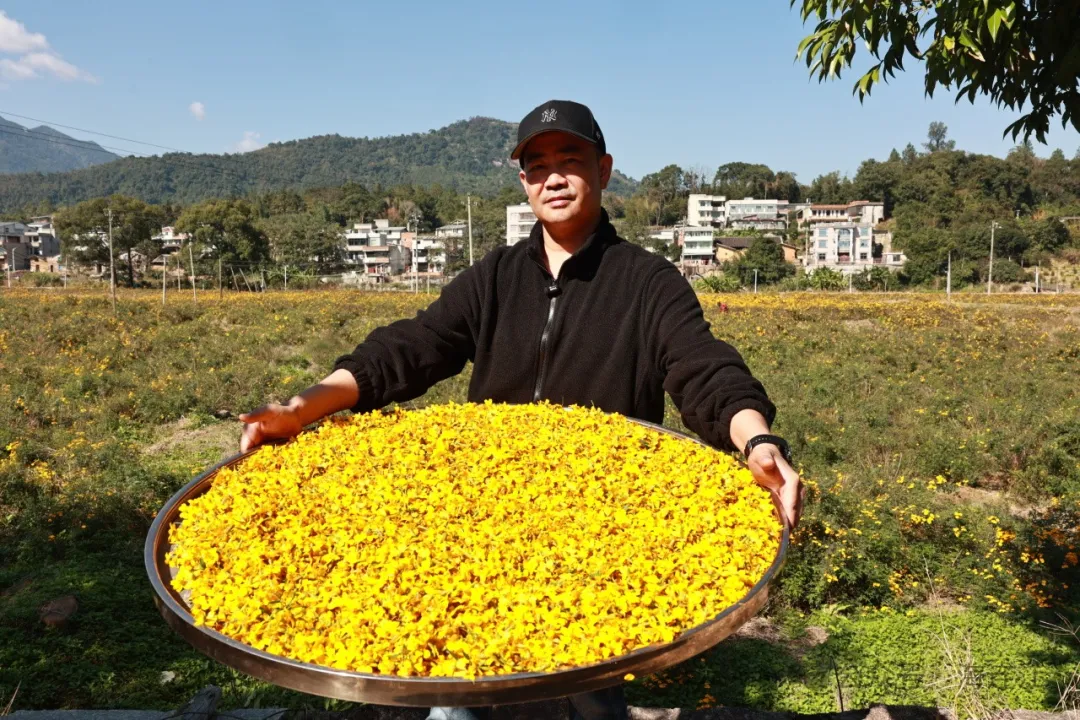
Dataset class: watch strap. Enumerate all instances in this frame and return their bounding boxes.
[743,434,792,464]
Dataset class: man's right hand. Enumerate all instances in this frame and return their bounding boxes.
[238,402,304,453]
[237,369,361,453]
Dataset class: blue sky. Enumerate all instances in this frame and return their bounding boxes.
[2,0,1078,183]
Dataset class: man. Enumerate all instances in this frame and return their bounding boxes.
[239,100,803,720]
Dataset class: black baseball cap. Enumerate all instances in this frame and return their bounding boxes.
[511,100,606,164]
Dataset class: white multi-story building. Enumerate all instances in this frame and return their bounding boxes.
[726,198,788,231]
[679,226,716,268]
[435,222,467,240]
[798,201,885,228]
[506,203,537,246]
[344,219,408,276]
[409,236,446,275]
[803,222,904,273]
[686,194,727,227]
[153,226,190,254]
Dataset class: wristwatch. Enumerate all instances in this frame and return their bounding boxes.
[743,434,793,465]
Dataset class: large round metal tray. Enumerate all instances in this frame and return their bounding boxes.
[145,418,790,707]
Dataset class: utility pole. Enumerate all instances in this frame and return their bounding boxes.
[987,221,999,295]
[218,257,223,299]
[1035,264,1040,293]
[284,264,288,291]
[946,250,952,300]
[162,252,167,306]
[467,195,474,267]
[753,268,759,293]
[188,240,196,301]
[848,271,853,293]
[107,208,116,315]
[803,198,812,273]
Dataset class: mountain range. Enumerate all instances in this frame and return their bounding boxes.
[0,116,120,174]
[0,117,638,212]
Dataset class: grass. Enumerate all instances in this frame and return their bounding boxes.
[1,288,1079,713]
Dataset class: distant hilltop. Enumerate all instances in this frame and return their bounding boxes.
[0,116,639,212]
[0,115,120,174]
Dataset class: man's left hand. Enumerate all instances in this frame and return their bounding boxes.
[746,445,804,529]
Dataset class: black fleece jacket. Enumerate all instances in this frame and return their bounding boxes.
[333,211,775,453]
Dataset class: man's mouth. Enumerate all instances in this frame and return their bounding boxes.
[546,197,573,207]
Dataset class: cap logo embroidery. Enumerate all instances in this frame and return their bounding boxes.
[541,108,558,123]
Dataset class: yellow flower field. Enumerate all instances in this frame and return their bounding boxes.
[167,402,782,677]
[1,288,1078,710]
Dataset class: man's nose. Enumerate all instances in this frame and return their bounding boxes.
[544,171,568,189]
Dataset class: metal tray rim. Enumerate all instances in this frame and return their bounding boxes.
[144,415,790,705]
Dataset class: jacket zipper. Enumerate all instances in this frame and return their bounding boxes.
[532,280,561,401]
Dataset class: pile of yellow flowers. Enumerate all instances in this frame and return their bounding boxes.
[167,402,782,678]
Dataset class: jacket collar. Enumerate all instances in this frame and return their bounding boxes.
[525,208,618,279]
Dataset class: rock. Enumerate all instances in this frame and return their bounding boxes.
[804,625,829,647]
[160,671,176,685]
[39,595,77,629]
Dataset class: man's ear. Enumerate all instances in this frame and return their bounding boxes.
[518,169,530,195]
[599,153,613,191]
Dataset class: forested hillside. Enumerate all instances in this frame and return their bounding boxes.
[0,115,119,174]
[0,117,637,211]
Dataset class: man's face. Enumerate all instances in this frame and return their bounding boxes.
[518,131,613,231]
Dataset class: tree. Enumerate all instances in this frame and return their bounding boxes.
[772,171,803,202]
[724,237,795,286]
[924,122,956,153]
[808,267,846,291]
[853,158,902,212]
[1029,217,1071,253]
[260,213,346,270]
[175,199,270,267]
[694,274,741,292]
[807,171,854,204]
[456,186,527,271]
[55,195,165,286]
[852,266,898,291]
[791,0,1080,142]
[639,165,686,226]
[712,163,776,199]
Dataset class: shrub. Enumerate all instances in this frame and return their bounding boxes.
[693,273,741,293]
[22,272,63,288]
[808,267,846,290]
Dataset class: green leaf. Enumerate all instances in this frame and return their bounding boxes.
[987,9,1003,41]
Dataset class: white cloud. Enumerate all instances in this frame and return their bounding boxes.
[231,131,264,153]
[0,11,96,84]
[189,101,206,121]
[0,11,47,54]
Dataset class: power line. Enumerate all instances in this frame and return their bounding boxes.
[0,125,142,158]
[0,109,189,154]
[0,126,250,182]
